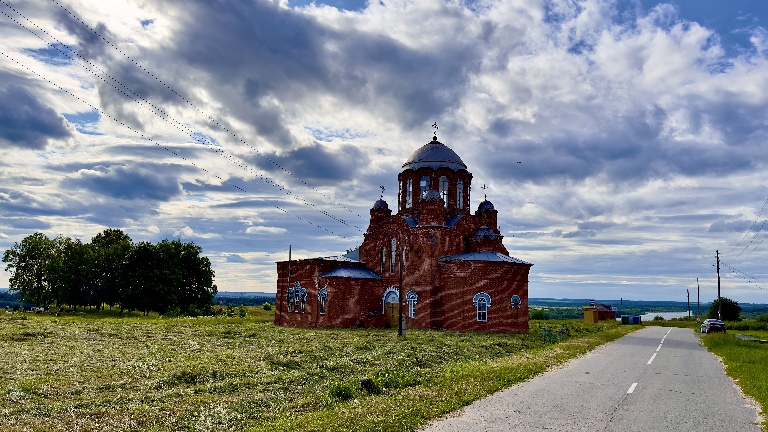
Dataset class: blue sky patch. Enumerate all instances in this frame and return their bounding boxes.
[288,0,368,12]
[23,42,74,66]
[191,131,220,146]
[63,110,101,135]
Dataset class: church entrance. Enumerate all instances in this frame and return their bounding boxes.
[385,302,398,328]
[382,288,399,328]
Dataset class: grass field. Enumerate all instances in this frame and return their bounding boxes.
[700,330,768,432]
[0,309,637,431]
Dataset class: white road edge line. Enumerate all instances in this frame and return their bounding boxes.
[656,344,662,352]
[627,383,638,394]
[666,329,672,335]
[647,353,657,364]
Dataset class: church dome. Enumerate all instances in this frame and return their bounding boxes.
[478,200,495,212]
[402,138,467,172]
[372,199,389,210]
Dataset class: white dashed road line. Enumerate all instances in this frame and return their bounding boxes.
[627,383,638,394]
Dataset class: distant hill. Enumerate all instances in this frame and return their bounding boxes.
[215,291,275,306]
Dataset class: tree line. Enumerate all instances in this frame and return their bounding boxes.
[2,229,217,315]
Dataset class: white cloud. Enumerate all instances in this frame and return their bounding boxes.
[245,226,288,235]
[1,0,768,301]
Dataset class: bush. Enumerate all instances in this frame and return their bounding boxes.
[327,380,359,402]
[238,305,247,318]
[262,302,272,311]
[653,315,665,321]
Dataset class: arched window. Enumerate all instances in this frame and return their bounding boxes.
[286,285,295,312]
[439,176,449,207]
[406,178,413,208]
[297,285,307,313]
[473,292,491,322]
[318,287,328,315]
[406,290,418,318]
[420,176,430,199]
[510,295,522,309]
[382,287,399,314]
[390,237,397,274]
[457,179,464,209]
[380,248,385,274]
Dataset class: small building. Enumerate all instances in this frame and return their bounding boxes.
[274,134,533,333]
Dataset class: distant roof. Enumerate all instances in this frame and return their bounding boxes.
[321,266,380,279]
[401,216,418,227]
[316,255,360,262]
[438,251,532,265]
[402,139,467,171]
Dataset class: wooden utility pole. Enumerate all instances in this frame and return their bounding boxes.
[687,289,690,318]
[398,247,405,337]
[697,277,700,320]
[716,250,722,320]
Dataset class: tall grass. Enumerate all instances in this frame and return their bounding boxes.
[0,310,636,431]
[701,331,768,431]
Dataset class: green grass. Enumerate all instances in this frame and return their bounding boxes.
[0,310,637,431]
[700,330,768,431]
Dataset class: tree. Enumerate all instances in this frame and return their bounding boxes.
[48,237,93,309]
[707,297,742,321]
[2,232,57,306]
[90,229,133,310]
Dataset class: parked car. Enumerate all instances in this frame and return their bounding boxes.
[700,319,726,334]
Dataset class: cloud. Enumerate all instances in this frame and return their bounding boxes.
[254,143,369,184]
[174,226,221,239]
[245,226,288,235]
[65,165,183,201]
[0,85,71,149]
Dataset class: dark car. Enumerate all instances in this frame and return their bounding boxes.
[700,319,726,334]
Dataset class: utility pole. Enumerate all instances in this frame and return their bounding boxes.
[687,288,690,318]
[697,278,700,321]
[716,250,722,320]
[398,247,405,337]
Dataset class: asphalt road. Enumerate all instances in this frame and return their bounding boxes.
[420,326,762,431]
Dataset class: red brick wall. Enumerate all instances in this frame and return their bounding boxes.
[433,260,530,333]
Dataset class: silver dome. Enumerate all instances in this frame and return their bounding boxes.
[402,139,467,171]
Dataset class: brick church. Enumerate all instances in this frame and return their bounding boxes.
[274,133,532,333]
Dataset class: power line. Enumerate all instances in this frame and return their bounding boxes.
[720,261,764,290]
[1,2,367,237]
[44,0,364,221]
[0,49,355,240]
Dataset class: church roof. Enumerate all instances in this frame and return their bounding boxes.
[402,139,467,171]
[438,251,532,265]
[321,266,381,279]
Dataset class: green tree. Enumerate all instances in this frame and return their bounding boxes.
[707,297,742,321]
[2,232,57,306]
[48,237,93,309]
[90,229,133,310]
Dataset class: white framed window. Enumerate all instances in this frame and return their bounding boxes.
[457,179,464,209]
[318,287,328,315]
[380,248,385,274]
[406,290,418,318]
[473,292,491,322]
[439,176,449,207]
[390,238,397,274]
[406,179,413,208]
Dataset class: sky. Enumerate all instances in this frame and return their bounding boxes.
[1,0,768,304]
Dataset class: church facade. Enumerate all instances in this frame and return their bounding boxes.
[274,135,532,333]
